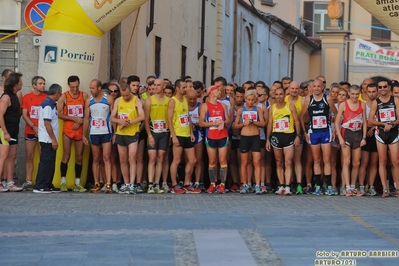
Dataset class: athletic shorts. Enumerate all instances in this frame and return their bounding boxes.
[193,129,204,145]
[177,136,194,149]
[260,139,266,149]
[64,129,83,141]
[341,128,362,149]
[239,135,261,153]
[89,133,113,146]
[147,132,170,151]
[308,129,331,145]
[231,139,240,150]
[116,133,139,146]
[375,128,399,145]
[270,132,295,149]
[139,130,148,143]
[361,135,377,152]
[25,134,38,141]
[0,128,18,145]
[205,137,229,149]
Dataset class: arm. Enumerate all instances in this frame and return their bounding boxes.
[167,99,179,146]
[131,97,145,124]
[227,96,235,128]
[144,96,152,136]
[233,108,243,130]
[335,102,345,145]
[299,97,310,133]
[290,104,301,140]
[198,103,212,128]
[0,95,11,141]
[82,96,91,145]
[368,100,382,127]
[110,98,121,125]
[223,103,231,127]
[44,120,58,150]
[22,108,38,135]
[265,107,273,151]
[253,107,266,127]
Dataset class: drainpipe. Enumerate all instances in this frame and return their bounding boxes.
[345,0,352,81]
[289,35,300,79]
[146,0,155,36]
[198,0,206,59]
[232,0,238,79]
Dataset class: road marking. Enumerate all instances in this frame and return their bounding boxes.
[335,205,399,247]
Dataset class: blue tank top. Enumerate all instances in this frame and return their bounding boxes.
[308,95,330,132]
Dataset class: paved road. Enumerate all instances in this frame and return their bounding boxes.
[1,192,399,266]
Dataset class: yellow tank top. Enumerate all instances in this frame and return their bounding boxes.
[116,95,140,136]
[285,95,302,115]
[171,96,190,137]
[271,103,295,133]
[149,95,169,133]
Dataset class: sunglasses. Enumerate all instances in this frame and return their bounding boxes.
[109,89,119,93]
[322,81,326,84]
[378,85,388,89]
[257,94,267,97]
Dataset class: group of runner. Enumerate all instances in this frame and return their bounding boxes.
[0,69,398,197]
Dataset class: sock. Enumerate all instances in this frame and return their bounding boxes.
[95,182,100,186]
[313,175,321,186]
[261,182,265,186]
[346,185,351,191]
[307,183,312,187]
[324,175,331,187]
[26,180,32,184]
[61,177,66,184]
[194,182,199,186]
[60,162,68,177]
[350,185,355,189]
[163,182,167,185]
[220,165,227,184]
[248,182,252,187]
[75,178,80,185]
[75,163,82,178]
[149,182,153,186]
[208,166,216,183]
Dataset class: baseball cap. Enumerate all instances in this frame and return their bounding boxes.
[207,85,219,96]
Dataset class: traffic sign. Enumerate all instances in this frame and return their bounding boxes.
[24,0,53,35]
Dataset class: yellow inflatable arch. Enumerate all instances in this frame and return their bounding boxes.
[34,0,148,188]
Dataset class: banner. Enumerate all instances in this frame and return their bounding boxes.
[353,38,399,68]
[355,0,399,37]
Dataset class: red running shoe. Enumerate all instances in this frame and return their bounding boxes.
[172,185,186,194]
[206,183,216,193]
[217,184,225,194]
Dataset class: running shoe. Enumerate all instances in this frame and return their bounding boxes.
[230,184,239,193]
[22,182,33,191]
[352,188,364,197]
[118,184,130,194]
[346,189,353,197]
[135,184,144,193]
[104,184,112,193]
[382,189,390,198]
[0,182,8,192]
[60,183,68,192]
[285,186,292,195]
[147,185,155,194]
[7,182,23,192]
[304,185,312,195]
[162,183,170,193]
[171,185,186,194]
[112,183,119,193]
[261,185,268,194]
[255,185,262,195]
[74,184,87,193]
[90,184,101,193]
[33,188,52,194]
[153,185,164,194]
[240,184,249,194]
[366,187,377,196]
[142,181,148,192]
[50,187,61,193]
[248,185,254,193]
[275,186,285,195]
[313,186,322,195]
[326,186,334,196]
[340,187,346,196]
[296,185,303,195]
[332,187,338,195]
[199,182,205,191]
[129,184,137,194]
[206,183,217,194]
[217,184,225,194]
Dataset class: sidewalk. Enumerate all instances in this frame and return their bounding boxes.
[1,192,398,265]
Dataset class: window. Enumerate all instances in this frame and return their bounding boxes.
[0,34,17,72]
[155,36,161,77]
[181,45,187,79]
[371,16,391,47]
[303,1,343,37]
[203,56,207,85]
[211,60,215,84]
[260,0,276,7]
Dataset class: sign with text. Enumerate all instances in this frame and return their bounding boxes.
[353,38,399,68]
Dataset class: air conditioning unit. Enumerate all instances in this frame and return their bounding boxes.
[0,0,22,31]
[260,0,276,7]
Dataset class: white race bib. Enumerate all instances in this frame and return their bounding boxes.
[153,120,167,133]
[209,116,222,130]
[179,114,189,127]
[91,117,106,129]
[118,112,129,120]
[312,116,327,129]
[30,106,40,119]
[68,105,84,117]
[242,111,257,121]
[274,118,289,132]
[379,108,395,122]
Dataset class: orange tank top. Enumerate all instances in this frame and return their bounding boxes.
[63,91,85,133]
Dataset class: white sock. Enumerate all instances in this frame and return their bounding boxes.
[61,177,66,184]
[75,178,80,185]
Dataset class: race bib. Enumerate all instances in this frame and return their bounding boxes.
[118,112,129,120]
[67,105,84,117]
[275,118,289,132]
[91,118,106,128]
[347,120,362,131]
[209,116,223,130]
[312,116,327,129]
[379,108,395,122]
[153,120,167,133]
[30,106,40,119]
[179,114,189,127]
[242,111,257,121]
[190,113,199,124]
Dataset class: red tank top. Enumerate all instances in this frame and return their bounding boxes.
[341,100,363,131]
[205,101,228,139]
